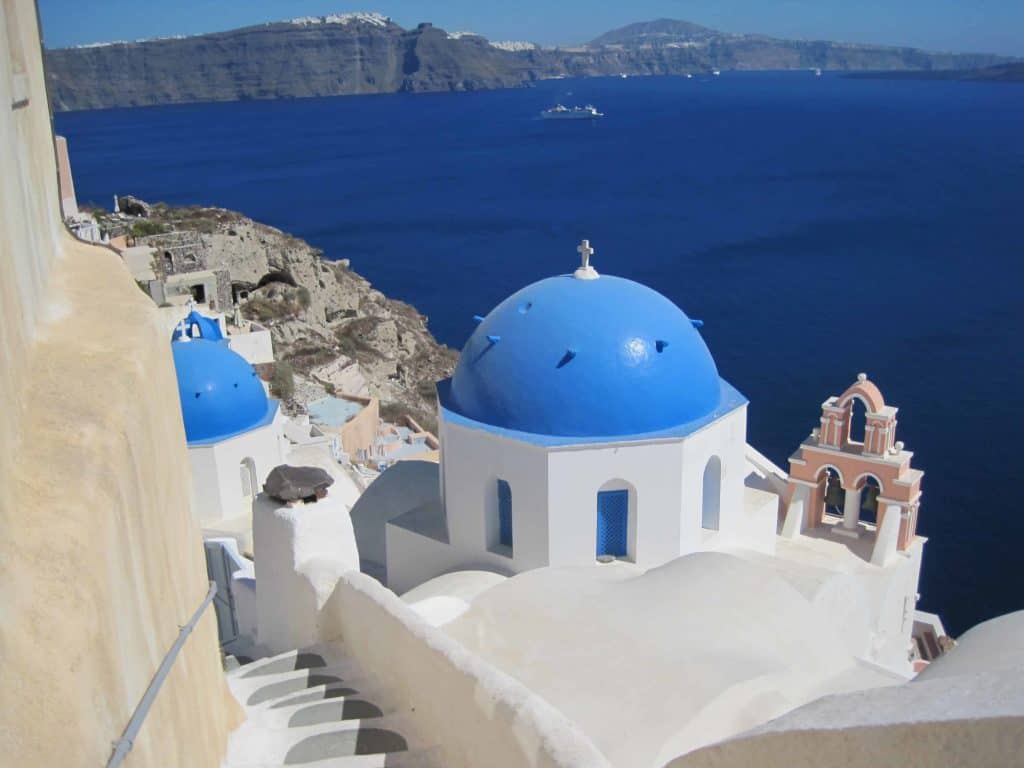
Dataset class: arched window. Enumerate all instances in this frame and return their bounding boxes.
[596,479,636,560]
[239,458,257,500]
[497,479,512,549]
[702,456,722,531]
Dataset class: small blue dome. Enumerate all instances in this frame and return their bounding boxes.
[172,310,224,342]
[172,339,273,443]
[448,274,721,437]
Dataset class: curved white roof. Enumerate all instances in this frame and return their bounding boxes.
[442,553,893,765]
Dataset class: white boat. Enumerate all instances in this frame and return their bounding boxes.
[685,73,694,79]
[814,68,823,76]
[712,69,721,76]
[619,73,628,79]
[540,104,604,120]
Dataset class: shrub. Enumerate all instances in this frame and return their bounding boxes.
[130,220,167,237]
[296,286,312,309]
[271,362,295,401]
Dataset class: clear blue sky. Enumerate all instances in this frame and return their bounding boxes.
[37,0,1024,56]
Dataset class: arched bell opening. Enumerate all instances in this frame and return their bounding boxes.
[818,466,845,522]
[854,474,883,526]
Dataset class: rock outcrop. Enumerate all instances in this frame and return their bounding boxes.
[139,203,457,431]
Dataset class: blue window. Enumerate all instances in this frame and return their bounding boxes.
[597,489,628,557]
[497,479,513,549]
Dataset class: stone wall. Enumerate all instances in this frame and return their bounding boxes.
[0,3,241,765]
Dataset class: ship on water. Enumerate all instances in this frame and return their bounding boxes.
[540,104,604,120]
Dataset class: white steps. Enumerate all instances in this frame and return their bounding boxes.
[222,647,440,768]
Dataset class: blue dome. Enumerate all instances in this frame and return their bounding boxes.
[172,339,274,443]
[448,274,721,437]
[171,310,224,342]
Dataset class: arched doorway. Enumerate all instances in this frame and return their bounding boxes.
[701,456,722,531]
[596,480,635,559]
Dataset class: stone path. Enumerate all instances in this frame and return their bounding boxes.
[223,647,440,767]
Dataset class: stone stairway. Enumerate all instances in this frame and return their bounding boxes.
[223,647,441,767]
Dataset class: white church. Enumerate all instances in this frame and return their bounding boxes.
[358,241,930,676]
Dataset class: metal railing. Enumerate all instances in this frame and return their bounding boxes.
[106,581,218,768]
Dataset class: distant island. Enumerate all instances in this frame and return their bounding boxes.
[847,62,1024,83]
[45,14,1015,112]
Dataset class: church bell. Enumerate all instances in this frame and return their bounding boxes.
[824,477,844,507]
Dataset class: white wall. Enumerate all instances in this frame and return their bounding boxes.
[188,419,285,525]
[547,439,686,568]
[253,491,359,654]
[679,407,749,553]
[386,521,517,595]
[321,571,615,768]
[441,420,550,571]
[227,328,274,365]
[431,406,754,586]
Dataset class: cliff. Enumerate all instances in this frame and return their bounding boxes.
[134,202,458,432]
[46,15,529,111]
[45,15,1012,112]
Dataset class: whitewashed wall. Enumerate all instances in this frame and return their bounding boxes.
[547,439,686,568]
[322,571,615,768]
[188,419,285,524]
[386,522,517,595]
[679,407,749,553]
[441,420,550,571]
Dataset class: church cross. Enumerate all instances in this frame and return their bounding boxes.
[577,239,594,270]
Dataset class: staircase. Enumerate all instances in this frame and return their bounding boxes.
[223,647,441,767]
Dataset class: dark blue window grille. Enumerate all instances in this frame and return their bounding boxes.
[597,489,628,557]
[497,479,513,548]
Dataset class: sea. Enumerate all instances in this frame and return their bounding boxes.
[56,72,1024,636]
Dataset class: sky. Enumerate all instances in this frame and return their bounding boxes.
[37,0,1024,56]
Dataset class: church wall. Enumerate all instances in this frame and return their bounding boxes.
[0,3,241,763]
[547,439,686,568]
[439,419,550,572]
[386,523,518,595]
[679,407,750,553]
[188,420,285,524]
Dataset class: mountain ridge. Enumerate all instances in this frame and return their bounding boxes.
[45,16,1014,112]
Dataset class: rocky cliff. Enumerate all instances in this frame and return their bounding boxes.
[46,15,528,111]
[136,202,457,431]
[46,15,1011,112]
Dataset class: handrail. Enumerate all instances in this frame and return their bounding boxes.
[106,581,218,768]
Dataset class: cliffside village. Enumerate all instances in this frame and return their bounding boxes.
[57,135,441,540]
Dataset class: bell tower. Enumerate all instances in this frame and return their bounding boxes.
[781,375,923,563]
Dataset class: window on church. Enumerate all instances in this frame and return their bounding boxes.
[702,457,721,531]
[497,479,513,550]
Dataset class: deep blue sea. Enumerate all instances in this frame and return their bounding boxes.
[56,73,1024,635]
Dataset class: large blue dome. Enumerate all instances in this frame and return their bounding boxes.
[172,339,275,444]
[447,274,722,437]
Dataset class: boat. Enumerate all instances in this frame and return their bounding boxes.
[685,73,694,79]
[814,68,823,76]
[540,104,604,120]
[712,69,721,77]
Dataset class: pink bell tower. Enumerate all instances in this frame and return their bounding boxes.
[782,374,923,559]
